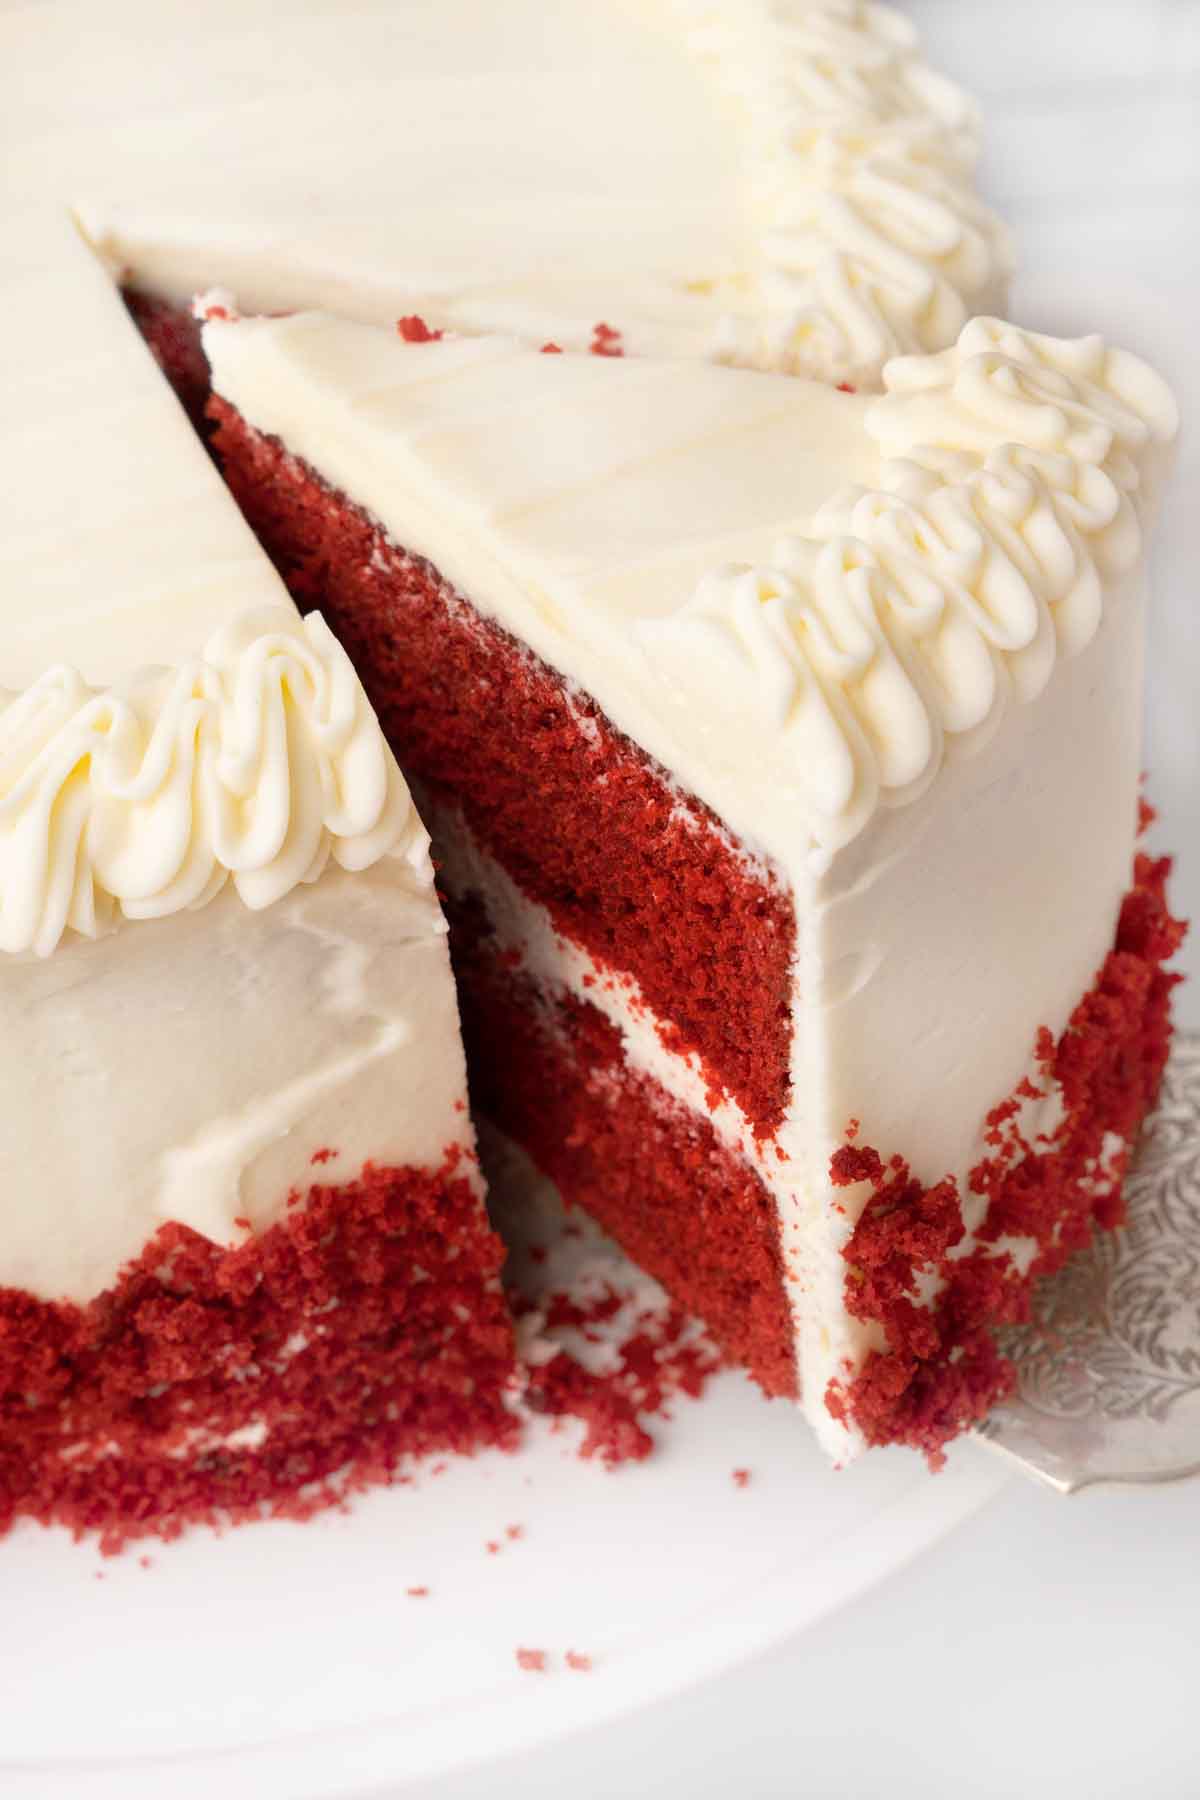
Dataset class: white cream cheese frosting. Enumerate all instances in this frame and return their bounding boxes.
[204,313,1176,868]
[5,0,1009,386]
[0,216,476,1303]
[0,606,417,956]
[642,316,1178,850]
[663,0,1014,380]
[2,858,474,1301]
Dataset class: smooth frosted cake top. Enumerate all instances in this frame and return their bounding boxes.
[6,0,1010,385]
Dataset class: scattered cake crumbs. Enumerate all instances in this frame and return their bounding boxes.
[540,341,563,354]
[406,1585,430,1597]
[515,1648,547,1673]
[485,1539,501,1555]
[589,321,624,357]
[732,1468,751,1489]
[514,1277,724,1467]
[825,853,1184,1467]
[397,314,443,343]
[505,1522,524,1540]
[565,1651,593,1672]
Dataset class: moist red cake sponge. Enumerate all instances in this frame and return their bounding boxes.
[0,1151,518,1553]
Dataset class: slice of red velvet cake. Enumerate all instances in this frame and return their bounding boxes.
[0,217,516,1552]
[201,310,1183,1464]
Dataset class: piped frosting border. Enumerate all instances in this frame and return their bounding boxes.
[0,605,422,955]
[639,318,1178,850]
[667,0,1015,382]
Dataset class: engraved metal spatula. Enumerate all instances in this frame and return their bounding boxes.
[976,1031,1200,1492]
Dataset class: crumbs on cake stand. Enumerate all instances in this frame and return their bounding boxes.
[515,1648,594,1674]
[485,1125,726,1467]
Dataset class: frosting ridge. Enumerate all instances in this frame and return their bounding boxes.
[0,606,420,955]
[639,318,1178,848]
[667,0,1015,382]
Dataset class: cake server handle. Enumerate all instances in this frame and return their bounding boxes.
[974,1031,1200,1492]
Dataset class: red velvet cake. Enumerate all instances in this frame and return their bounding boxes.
[0,0,1184,1556]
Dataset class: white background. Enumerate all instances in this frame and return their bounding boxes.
[422,6,1200,1796]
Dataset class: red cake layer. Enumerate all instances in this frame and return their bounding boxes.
[447,892,798,1400]
[0,1152,518,1552]
[825,853,1185,1465]
[123,291,213,438]
[206,398,796,1140]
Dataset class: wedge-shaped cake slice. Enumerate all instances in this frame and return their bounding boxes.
[204,309,1182,1463]
[0,217,516,1550]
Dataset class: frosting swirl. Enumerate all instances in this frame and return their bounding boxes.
[668,0,1015,384]
[0,606,420,956]
[638,319,1178,848]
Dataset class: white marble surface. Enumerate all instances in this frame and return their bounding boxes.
[420,8,1200,1798]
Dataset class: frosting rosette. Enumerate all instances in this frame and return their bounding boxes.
[0,605,420,955]
[639,319,1178,849]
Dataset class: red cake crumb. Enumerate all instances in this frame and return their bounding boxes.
[310,1146,337,1165]
[485,1539,502,1554]
[514,1265,727,1465]
[566,1651,593,1672]
[207,399,796,1139]
[826,853,1185,1465]
[516,1648,548,1673]
[506,1523,524,1540]
[407,1586,430,1598]
[589,321,624,357]
[397,314,444,343]
[732,1468,751,1489]
[0,1150,519,1552]
[836,381,856,393]
[540,342,563,354]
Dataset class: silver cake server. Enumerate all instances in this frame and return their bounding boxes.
[976,1030,1200,1492]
